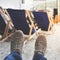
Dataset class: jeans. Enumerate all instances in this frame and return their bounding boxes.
[4,51,47,60]
[33,52,47,60]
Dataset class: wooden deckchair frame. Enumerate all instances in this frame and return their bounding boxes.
[0,9,15,39]
[25,10,38,38]
[4,9,16,32]
[46,12,54,32]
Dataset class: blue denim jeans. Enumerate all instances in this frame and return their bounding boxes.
[33,52,47,60]
[4,51,22,60]
[4,51,47,60]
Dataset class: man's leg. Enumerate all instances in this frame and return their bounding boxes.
[4,50,22,60]
[33,35,47,60]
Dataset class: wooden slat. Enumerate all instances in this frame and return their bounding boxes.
[25,10,39,43]
[25,10,37,38]
[0,9,15,39]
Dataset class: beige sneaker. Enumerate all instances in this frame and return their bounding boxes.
[3,30,24,54]
[35,35,47,55]
[11,30,24,54]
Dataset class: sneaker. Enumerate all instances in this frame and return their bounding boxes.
[35,35,47,55]
[3,30,24,54]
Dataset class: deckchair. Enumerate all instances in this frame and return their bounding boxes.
[28,11,54,34]
[7,9,30,35]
